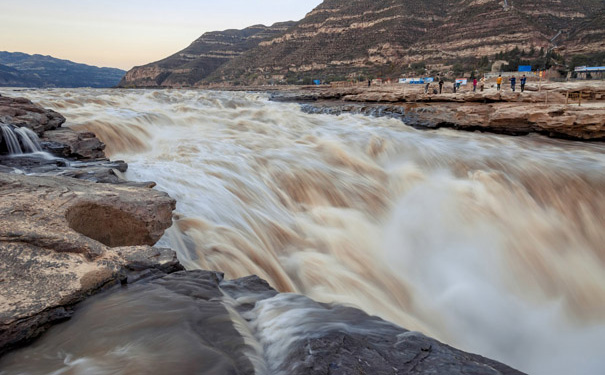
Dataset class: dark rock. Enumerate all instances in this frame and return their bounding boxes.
[42,128,106,160]
[0,270,526,374]
[0,95,65,135]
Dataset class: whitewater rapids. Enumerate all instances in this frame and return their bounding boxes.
[2,88,604,375]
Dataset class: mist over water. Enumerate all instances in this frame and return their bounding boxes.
[4,88,605,375]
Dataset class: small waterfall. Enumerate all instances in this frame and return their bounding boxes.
[0,124,42,154]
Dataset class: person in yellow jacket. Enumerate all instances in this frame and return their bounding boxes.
[496,75,503,91]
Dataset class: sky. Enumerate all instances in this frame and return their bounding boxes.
[0,0,323,70]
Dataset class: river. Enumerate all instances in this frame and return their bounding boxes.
[1,88,604,375]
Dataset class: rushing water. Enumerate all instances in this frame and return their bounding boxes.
[2,88,605,375]
[0,124,42,154]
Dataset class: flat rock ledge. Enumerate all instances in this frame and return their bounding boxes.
[272,83,605,141]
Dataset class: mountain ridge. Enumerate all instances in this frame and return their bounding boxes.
[120,0,605,87]
[0,52,125,88]
[118,21,296,87]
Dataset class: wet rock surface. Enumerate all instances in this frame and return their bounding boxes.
[0,95,65,135]
[41,128,106,160]
[0,270,525,374]
[0,94,152,185]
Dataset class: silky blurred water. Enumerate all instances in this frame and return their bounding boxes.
[2,88,605,375]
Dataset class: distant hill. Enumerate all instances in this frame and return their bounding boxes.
[117,22,296,88]
[0,52,125,88]
[120,0,605,87]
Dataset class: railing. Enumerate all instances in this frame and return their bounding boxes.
[565,91,587,106]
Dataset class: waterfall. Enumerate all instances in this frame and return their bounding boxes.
[2,88,604,375]
[0,124,42,154]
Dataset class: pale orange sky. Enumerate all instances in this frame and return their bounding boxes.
[0,1,322,70]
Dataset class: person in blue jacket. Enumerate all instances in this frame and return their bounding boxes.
[510,76,517,92]
[520,75,527,92]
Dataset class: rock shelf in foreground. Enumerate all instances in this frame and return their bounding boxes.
[0,173,181,355]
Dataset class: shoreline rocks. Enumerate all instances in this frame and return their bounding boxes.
[269,83,605,141]
[0,94,182,355]
[0,173,181,356]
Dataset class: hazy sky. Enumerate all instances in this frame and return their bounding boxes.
[0,1,323,70]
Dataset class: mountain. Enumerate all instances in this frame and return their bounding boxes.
[0,63,43,87]
[565,8,605,56]
[0,52,125,88]
[117,22,296,88]
[121,0,605,87]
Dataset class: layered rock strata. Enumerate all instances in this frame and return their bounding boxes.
[118,22,295,88]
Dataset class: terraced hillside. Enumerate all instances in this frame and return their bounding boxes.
[120,0,605,87]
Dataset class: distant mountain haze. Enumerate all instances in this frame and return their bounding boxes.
[120,0,605,87]
[0,52,126,88]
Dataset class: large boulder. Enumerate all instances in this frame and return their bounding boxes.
[42,128,106,159]
[0,173,180,355]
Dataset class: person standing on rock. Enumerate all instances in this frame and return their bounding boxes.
[520,75,527,92]
[453,81,457,93]
[497,75,502,91]
[473,78,478,92]
[480,77,485,92]
[510,76,516,92]
[439,77,444,94]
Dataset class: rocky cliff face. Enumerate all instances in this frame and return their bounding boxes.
[121,0,605,87]
[213,0,604,83]
[117,22,295,87]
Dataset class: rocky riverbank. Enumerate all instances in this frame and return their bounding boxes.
[0,93,526,374]
[269,81,605,141]
[0,94,182,355]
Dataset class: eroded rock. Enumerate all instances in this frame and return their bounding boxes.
[0,96,65,135]
[42,128,106,159]
[0,173,179,354]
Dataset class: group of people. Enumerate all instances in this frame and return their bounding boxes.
[496,74,527,92]
[433,76,486,94]
[426,74,528,94]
